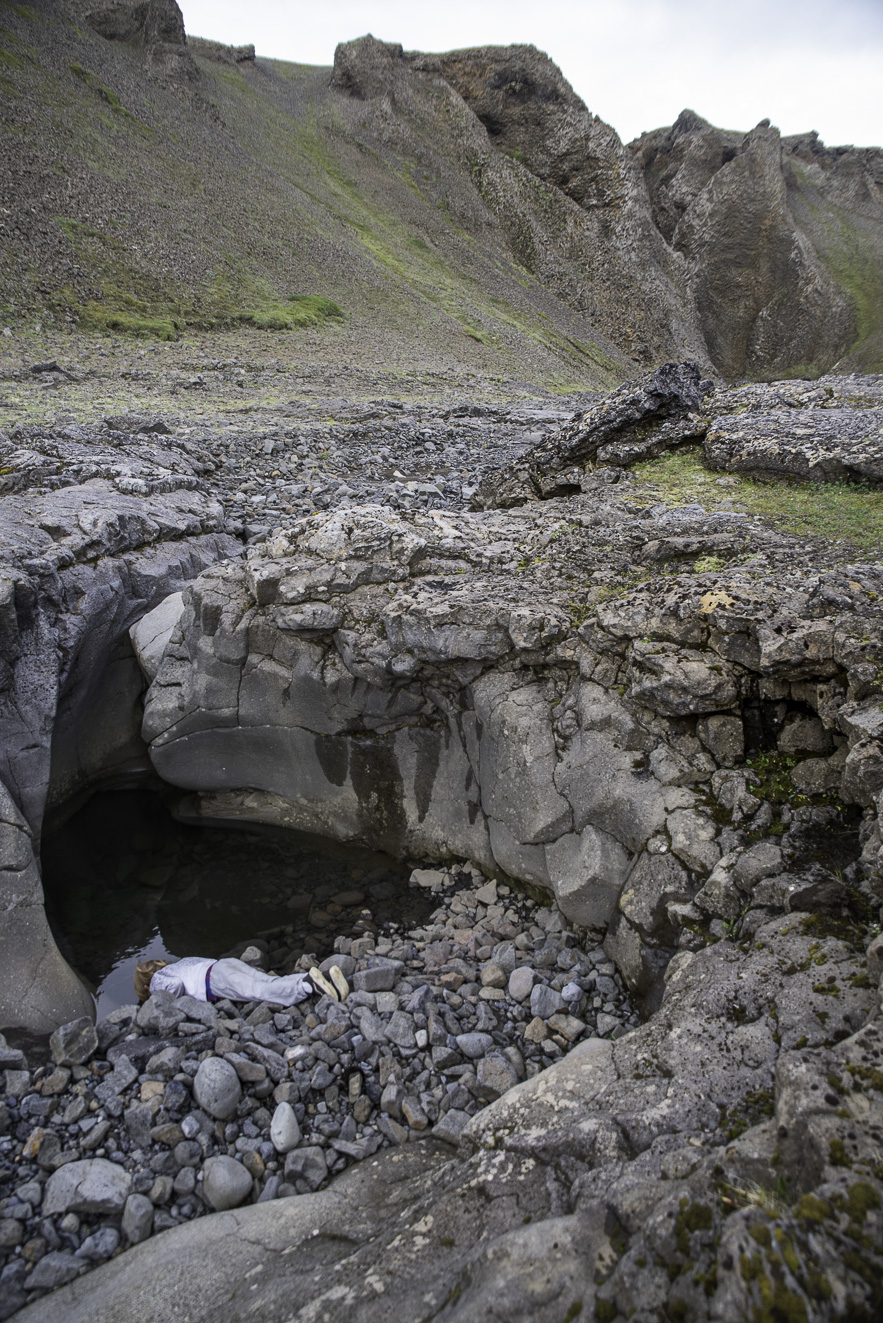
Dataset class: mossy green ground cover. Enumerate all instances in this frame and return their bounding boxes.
[630,448,883,555]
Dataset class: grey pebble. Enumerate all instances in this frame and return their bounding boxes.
[201,1156,253,1211]
[193,1056,242,1120]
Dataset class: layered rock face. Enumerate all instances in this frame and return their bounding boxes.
[139,368,883,1014]
[632,112,883,378]
[0,425,239,1032]
[328,36,705,372]
[410,43,697,368]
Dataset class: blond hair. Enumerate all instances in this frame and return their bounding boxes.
[134,959,170,1003]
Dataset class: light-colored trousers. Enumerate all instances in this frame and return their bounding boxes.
[210,958,313,1006]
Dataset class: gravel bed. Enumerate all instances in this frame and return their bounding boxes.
[0,865,636,1315]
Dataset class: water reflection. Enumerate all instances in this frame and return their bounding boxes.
[41,790,414,1017]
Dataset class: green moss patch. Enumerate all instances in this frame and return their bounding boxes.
[240,296,344,332]
[69,63,133,119]
[630,447,883,555]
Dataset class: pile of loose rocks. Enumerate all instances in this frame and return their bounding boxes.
[0,865,635,1316]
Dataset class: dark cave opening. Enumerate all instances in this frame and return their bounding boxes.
[40,788,435,1018]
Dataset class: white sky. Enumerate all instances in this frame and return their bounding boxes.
[178,0,882,148]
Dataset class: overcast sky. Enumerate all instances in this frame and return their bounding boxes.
[177,0,882,148]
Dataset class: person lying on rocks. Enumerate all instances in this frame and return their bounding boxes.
[134,956,348,1006]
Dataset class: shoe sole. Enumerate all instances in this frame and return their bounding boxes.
[329,965,349,1001]
[308,966,339,1001]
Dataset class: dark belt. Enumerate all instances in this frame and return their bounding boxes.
[205,962,219,1003]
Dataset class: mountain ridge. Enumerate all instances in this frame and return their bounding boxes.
[0,0,880,385]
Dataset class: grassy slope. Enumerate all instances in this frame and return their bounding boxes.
[0,5,639,390]
[786,158,883,376]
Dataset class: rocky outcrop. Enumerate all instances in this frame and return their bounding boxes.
[473,360,710,507]
[62,0,197,79]
[631,112,883,378]
[138,476,883,1009]
[2,358,883,1321]
[331,37,705,370]
[65,0,186,47]
[0,425,239,1033]
[475,363,883,504]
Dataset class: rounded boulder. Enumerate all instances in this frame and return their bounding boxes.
[270,1101,301,1154]
[193,1056,241,1120]
[201,1156,253,1211]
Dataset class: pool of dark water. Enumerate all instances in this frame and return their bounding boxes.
[41,790,432,1017]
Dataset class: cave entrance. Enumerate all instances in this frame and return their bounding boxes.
[41,789,431,1017]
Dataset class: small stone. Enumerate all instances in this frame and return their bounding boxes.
[596,1012,622,1037]
[433,1109,471,1146]
[230,1057,267,1083]
[4,1069,30,1099]
[385,1011,416,1048]
[22,1128,44,1161]
[151,1123,184,1147]
[0,1221,23,1250]
[455,1032,493,1059]
[507,966,536,1002]
[270,1101,301,1154]
[410,868,446,888]
[149,1176,173,1206]
[476,1053,518,1100]
[202,1156,253,1211]
[136,992,187,1036]
[283,1145,328,1193]
[473,881,498,905]
[43,1159,131,1216]
[40,1067,72,1096]
[174,1140,202,1168]
[21,1238,46,1266]
[529,983,565,1020]
[242,1151,264,1182]
[76,1227,119,1261]
[523,1017,548,1044]
[353,965,397,993]
[174,1168,198,1198]
[480,963,507,989]
[193,1056,242,1120]
[401,1096,428,1130]
[547,1013,586,1042]
[122,1194,154,1244]
[24,1251,85,1291]
[49,1018,98,1067]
